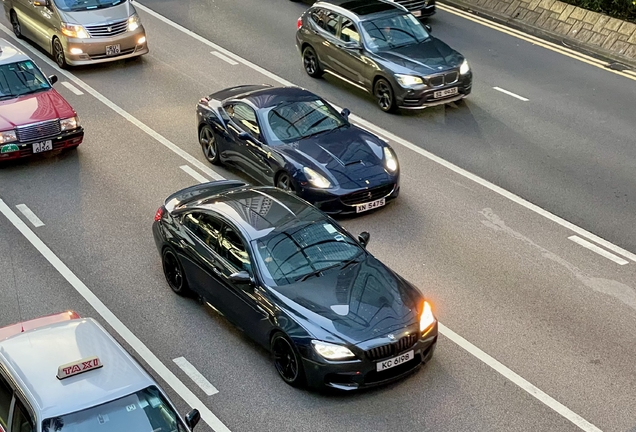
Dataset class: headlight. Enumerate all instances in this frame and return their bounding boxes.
[61,23,89,39]
[460,59,470,75]
[395,74,424,87]
[312,340,355,360]
[60,116,79,132]
[0,130,17,144]
[420,301,436,333]
[383,147,398,172]
[303,167,331,189]
[128,13,141,32]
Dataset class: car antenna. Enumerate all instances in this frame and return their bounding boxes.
[10,255,25,333]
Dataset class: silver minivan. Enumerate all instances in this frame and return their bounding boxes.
[4,0,148,68]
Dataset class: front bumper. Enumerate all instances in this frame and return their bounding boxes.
[0,129,84,161]
[302,323,438,391]
[411,3,437,18]
[395,72,473,109]
[296,180,400,215]
[62,26,148,66]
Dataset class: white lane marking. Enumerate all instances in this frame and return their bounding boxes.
[211,51,239,66]
[568,236,629,265]
[0,26,224,184]
[180,165,209,184]
[439,323,603,432]
[15,204,44,227]
[437,3,636,82]
[493,87,529,101]
[61,81,84,95]
[0,199,231,432]
[173,357,219,396]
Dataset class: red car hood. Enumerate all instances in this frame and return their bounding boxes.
[0,89,76,130]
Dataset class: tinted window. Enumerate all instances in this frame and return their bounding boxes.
[183,213,223,250]
[309,8,326,30]
[226,103,260,139]
[339,18,360,44]
[0,61,51,100]
[219,226,252,273]
[0,374,12,430]
[361,13,429,50]
[53,0,127,12]
[323,11,340,36]
[11,399,34,432]
[254,221,364,286]
[262,99,346,144]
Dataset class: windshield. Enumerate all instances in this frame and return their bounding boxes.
[253,220,364,286]
[53,0,126,12]
[42,386,188,432]
[0,60,50,100]
[361,13,430,50]
[262,99,347,144]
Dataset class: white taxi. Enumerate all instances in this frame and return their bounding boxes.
[0,311,201,432]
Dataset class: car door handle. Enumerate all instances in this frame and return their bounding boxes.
[212,267,222,276]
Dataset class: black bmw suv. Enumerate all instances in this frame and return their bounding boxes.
[296,0,472,112]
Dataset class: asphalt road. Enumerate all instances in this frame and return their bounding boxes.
[1,2,635,432]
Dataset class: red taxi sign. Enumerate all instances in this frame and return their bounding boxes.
[57,356,103,380]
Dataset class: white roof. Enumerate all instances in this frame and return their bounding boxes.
[0,38,32,65]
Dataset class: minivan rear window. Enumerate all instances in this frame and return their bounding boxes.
[53,0,127,12]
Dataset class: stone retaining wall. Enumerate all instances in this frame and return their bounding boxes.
[446,0,636,66]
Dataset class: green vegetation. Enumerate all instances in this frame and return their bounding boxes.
[560,0,636,22]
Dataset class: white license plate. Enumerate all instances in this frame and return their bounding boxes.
[106,44,121,56]
[412,10,422,17]
[376,350,414,372]
[356,197,385,213]
[434,87,458,99]
[32,140,52,153]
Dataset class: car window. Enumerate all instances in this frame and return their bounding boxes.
[262,98,346,144]
[361,13,429,50]
[0,374,13,431]
[254,220,364,286]
[309,8,326,30]
[226,103,260,139]
[183,212,223,251]
[323,11,340,36]
[52,0,127,12]
[339,18,360,44]
[219,226,252,274]
[11,399,34,432]
[0,61,51,100]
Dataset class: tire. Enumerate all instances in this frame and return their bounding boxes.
[10,11,22,39]
[374,78,397,113]
[271,332,305,387]
[162,248,190,296]
[199,125,221,165]
[52,37,68,69]
[302,46,323,78]
[275,171,295,193]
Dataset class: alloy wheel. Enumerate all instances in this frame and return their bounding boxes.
[199,126,220,165]
[162,249,188,295]
[53,38,67,69]
[374,79,396,113]
[302,47,323,78]
[276,173,293,192]
[272,335,301,384]
[10,12,21,39]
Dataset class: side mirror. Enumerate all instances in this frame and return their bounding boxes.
[48,74,58,85]
[237,131,251,140]
[33,0,49,6]
[358,231,370,247]
[228,270,251,284]
[340,108,350,121]
[185,409,200,430]
[424,24,432,33]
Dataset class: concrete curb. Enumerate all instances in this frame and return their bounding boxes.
[439,0,636,71]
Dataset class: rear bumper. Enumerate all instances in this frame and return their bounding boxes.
[0,129,84,161]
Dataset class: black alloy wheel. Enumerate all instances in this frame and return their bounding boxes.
[374,78,397,113]
[271,333,305,387]
[10,12,22,39]
[275,172,294,193]
[162,248,190,296]
[302,46,323,78]
[52,38,68,69]
[199,125,220,165]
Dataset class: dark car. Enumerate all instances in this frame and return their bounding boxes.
[295,0,472,112]
[153,180,438,390]
[196,84,400,215]
[391,0,436,18]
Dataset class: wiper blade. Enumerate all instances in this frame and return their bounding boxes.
[297,262,341,282]
[341,252,364,270]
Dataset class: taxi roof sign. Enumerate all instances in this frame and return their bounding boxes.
[57,356,103,380]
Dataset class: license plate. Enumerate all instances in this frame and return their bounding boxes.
[106,44,121,56]
[434,87,458,99]
[376,350,414,372]
[32,140,52,153]
[356,197,385,213]
[412,10,422,17]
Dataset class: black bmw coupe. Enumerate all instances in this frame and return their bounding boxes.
[196,85,400,215]
[153,180,438,390]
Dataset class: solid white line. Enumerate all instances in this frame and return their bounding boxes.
[61,81,84,95]
[211,51,239,66]
[173,357,219,396]
[439,323,603,432]
[15,204,44,227]
[0,199,231,432]
[568,235,629,265]
[180,165,209,184]
[0,26,224,184]
[493,86,529,101]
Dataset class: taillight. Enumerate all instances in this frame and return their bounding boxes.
[297,17,302,30]
[199,96,209,106]
[154,206,165,222]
